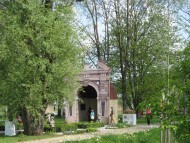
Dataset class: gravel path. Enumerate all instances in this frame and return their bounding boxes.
[20,124,159,143]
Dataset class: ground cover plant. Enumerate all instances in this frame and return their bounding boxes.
[65,128,174,143]
[137,116,160,124]
[0,119,104,143]
[0,134,61,143]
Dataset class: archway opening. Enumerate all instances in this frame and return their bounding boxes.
[78,85,97,122]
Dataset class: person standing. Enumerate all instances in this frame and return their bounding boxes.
[146,108,151,125]
[90,109,95,121]
[110,107,115,124]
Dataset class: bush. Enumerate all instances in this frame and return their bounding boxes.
[17,123,23,130]
[118,114,123,123]
[175,120,190,143]
[86,128,97,132]
[75,122,104,129]
[43,121,104,133]
[76,129,86,134]
[54,117,66,124]
[75,122,88,129]
[61,124,78,132]
[117,122,129,128]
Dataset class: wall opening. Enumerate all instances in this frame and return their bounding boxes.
[78,85,97,122]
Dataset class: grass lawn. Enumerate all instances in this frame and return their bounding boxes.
[0,134,60,143]
[0,116,162,143]
[0,117,65,143]
[65,128,161,143]
[65,128,176,143]
[137,116,161,124]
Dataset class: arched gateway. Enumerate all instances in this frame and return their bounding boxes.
[64,61,118,124]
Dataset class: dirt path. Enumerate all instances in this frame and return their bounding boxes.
[20,124,159,143]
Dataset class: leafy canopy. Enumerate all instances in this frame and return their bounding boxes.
[0,0,84,117]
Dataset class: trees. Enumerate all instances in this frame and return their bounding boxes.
[176,44,190,142]
[0,0,83,135]
[160,43,190,143]
[76,0,176,113]
[159,1,190,142]
[110,0,176,113]
[75,0,112,64]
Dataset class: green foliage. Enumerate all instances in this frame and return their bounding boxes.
[54,117,66,128]
[0,106,7,120]
[66,128,163,143]
[0,0,84,134]
[43,120,103,134]
[137,117,161,124]
[0,134,58,143]
[109,0,176,113]
[61,124,78,132]
[167,43,190,143]
[175,119,190,143]
[75,122,104,129]
[86,128,97,132]
[118,114,123,123]
[154,41,190,142]
[117,122,129,128]
[59,122,103,133]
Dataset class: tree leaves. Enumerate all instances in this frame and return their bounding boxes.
[0,0,83,122]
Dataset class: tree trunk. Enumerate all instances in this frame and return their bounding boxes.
[58,106,61,117]
[122,72,127,112]
[21,107,45,135]
[136,108,139,118]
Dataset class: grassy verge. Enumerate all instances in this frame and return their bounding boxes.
[137,116,160,124]
[0,134,60,143]
[65,128,164,143]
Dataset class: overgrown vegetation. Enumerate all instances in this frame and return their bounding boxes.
[65,128,173,143]
[0,0,83,135]
[0,121,104,143]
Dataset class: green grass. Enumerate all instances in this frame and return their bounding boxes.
[65,128,177,143]
[118,114,161,124]
[0,116,65,143]
[137,116,160,124]
[0,115,162,143]
[0,134,60,143]
[65,128,161,143]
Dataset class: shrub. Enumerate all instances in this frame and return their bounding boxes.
[118,114,123,123]
[117,122,129,128]
[61,124,78,132]
[75,122,88,129]
[17,124,23,130]
[75,122,104,129]
[86,128,97,132]
[76,129,86,134]
[175,120,190,143]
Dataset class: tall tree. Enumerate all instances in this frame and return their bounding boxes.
[74,0,113,65]
[110,0,176,113]
[159,1,190,142]
[0,0,83,135]
[75,0,177,113]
